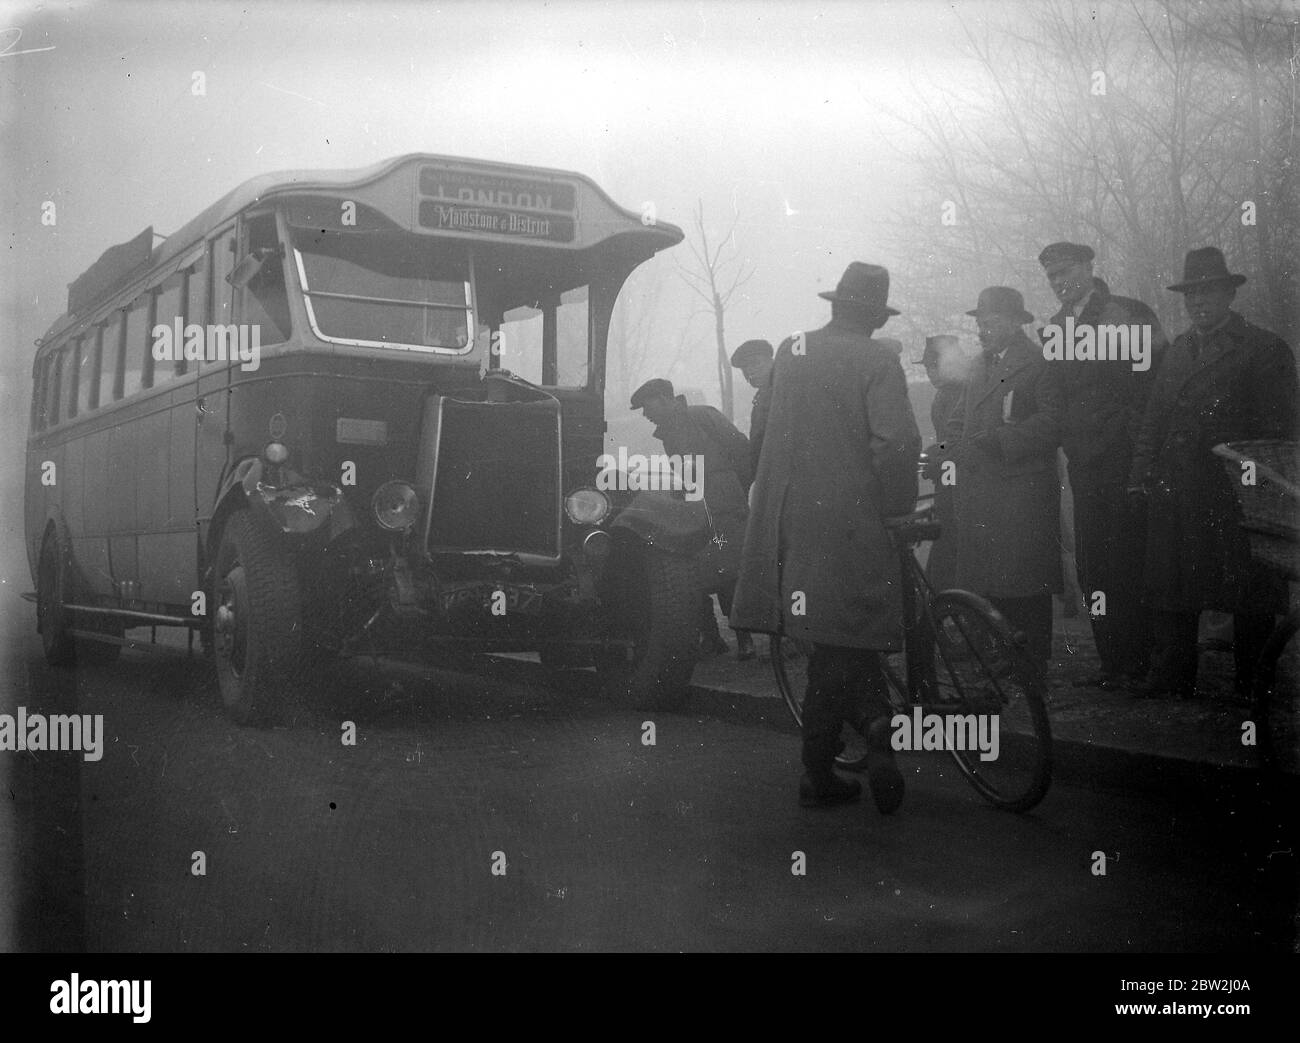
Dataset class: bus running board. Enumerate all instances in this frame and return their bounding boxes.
[68,628,200,658]
[63,603,198,628]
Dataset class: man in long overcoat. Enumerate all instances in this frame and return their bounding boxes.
[1127,247,1298,698]
[632,378,756,659]
[730,339,774,479]
[731,262,920,813]
[949,287,1064,674]
[1038,242,1167,689]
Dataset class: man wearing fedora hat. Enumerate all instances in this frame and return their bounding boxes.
[949,287,1064,675]
[1037,241,1167,691]
[730,338,775,477]
[1128,247,1298,700]
[731,262,920,813]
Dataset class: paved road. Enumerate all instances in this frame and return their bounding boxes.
[3,597,1294,952]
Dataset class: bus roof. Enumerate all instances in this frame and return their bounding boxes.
[40,153,683,348]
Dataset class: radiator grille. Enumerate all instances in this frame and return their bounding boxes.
[420,397,561,558]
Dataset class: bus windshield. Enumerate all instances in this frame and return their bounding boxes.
[291,227,473,352]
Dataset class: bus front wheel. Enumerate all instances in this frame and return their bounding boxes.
[212,509,303,725]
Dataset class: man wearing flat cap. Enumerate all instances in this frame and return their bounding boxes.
[949,287,1064,676]
[730,338,775,477]
[1128,247,1298,700]
[631,377,756,660]
[732,262,920,814]
[1037,241,1167,691]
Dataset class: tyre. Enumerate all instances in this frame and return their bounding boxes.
[772,637,908,771]
[211,509,303,725]
[925,590,1052,812]
[595,547,701,711]
[36,533,77,667]
[1253,609,1299,774]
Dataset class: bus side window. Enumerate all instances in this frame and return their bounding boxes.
[207,228,237,364]
[100,313,122,404]
[66,340,82,420]
[152,272,184,384]
[32,354,48,431]
[47,349,64,427]
[78,329,100,415]
[241,214,290,344]
[185,255,208,373]
[122,295,148,397]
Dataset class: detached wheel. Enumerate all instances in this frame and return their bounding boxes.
[596,547,701,711]
[212,509,302,725]
[37,534,77,666]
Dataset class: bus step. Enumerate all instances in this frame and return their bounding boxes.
[69,629,198,658]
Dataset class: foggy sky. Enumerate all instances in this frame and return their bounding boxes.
[2,0,1042,578]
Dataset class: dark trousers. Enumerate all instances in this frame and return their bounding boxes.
[1151,609,1275,694]
[1073,477,1153,677]
[802,644,893,774]
[987,594,1053,670]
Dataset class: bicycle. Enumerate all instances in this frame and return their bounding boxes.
[771,495,1053,812]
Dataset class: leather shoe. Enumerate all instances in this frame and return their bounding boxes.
[799,771,862,808]
[863,718,905,815]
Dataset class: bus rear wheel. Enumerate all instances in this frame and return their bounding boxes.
[37,534,77,667]
[212,509,303,725]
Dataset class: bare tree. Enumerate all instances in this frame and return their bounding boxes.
[880,0,1299,343]
[675,200,755,420]
[606,258,696,407]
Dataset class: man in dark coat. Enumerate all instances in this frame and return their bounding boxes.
[730,339,774,478]
[1038,241,1167,690]
[1127,247,1298,699]
[918,334,969,592]
[631,378,756,660]
[731,262,920,813]
[949,287,1064,675]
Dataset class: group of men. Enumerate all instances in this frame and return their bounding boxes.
[630,243,1297,814]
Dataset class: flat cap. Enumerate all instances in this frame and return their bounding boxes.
[729,339,773,367]
[1037,241,1095,270]
[630,378,674,409]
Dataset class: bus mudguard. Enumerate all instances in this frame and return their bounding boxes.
[227,457,357,539]
[607,489,712,557]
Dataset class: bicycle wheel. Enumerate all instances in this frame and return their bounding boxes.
[922,591,1052,812]
[772,636,908,771]
[1253,609,1300,774]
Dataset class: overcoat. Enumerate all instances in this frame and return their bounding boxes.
[653,397,752,588]
[1128,311,1298,613]
[1045,278,1166,490]
[949,331,1064,598]
[730,318,920,650]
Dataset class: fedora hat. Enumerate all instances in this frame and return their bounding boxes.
[915,333,959,365]
[1167,247,1247,293]
[965,286,1034,324]
[818,262,900,316]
